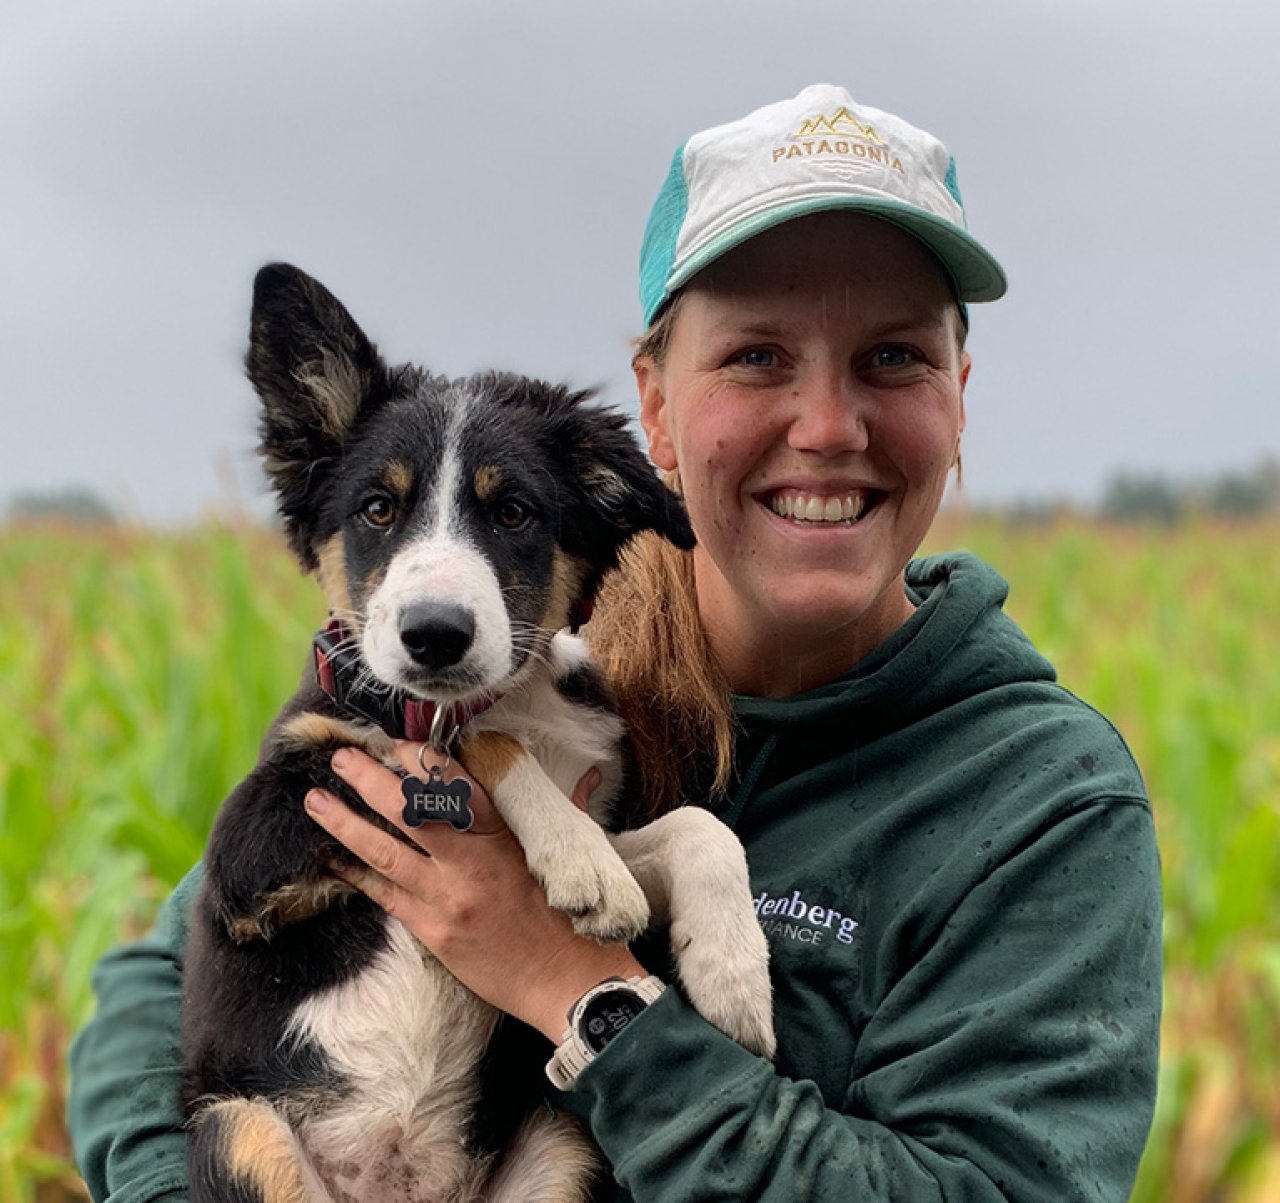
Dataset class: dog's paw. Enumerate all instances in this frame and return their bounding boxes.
[538,854,650,943]
[671,914,776,1058]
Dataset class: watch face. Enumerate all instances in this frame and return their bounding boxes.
[580,988,649,1054]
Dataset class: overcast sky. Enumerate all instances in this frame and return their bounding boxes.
[3,0,1277,523]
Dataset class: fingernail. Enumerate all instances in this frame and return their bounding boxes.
[331,748,352,771]
[305,790,330,814]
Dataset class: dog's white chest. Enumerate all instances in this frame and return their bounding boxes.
[287,919,499,1203]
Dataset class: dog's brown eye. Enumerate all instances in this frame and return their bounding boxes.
[495,499,531,530]
[362,496,397,528]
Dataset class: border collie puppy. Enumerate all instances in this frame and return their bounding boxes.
[182,265,774,1203]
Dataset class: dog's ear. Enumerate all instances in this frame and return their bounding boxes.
[247,263,390,570]
[548,391,696,566]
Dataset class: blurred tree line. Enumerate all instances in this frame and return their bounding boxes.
[7,486,118,525]
[1099,457,1280,524]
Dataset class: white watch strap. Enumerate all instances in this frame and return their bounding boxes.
[546,1034,590,1092]
[545,975,665,1090]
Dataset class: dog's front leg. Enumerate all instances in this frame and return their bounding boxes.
[458,731,649,943]
[206,748,369,943]
[611,809,776,1058]
[205,712,407,942]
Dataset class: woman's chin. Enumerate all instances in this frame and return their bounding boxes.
[753,575,910,649]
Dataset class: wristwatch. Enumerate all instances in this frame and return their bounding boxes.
[545,975,666,1090]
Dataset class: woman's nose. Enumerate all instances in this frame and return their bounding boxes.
[785,367,869,456]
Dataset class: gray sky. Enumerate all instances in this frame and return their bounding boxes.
[3,0,1277,523]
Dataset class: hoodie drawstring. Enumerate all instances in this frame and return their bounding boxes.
[720,733,778,831]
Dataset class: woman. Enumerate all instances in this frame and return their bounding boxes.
[69,84,1161,1201]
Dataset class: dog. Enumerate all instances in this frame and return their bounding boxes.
[181,263,775,1203]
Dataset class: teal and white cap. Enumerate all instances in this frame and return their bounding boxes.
[639,83,1007,327]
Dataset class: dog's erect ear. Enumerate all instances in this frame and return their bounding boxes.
[247,263,390,570]
[547,391,696,570]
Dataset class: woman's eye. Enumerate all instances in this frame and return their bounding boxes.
[871,345,919,369]
[737,348,777,368]
[360,496,397,528]
[494,499,531,530]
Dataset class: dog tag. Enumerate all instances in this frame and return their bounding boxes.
[401,767,475,832]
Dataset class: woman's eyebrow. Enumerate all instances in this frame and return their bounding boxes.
[727,321,788,340]
[692,316,789,344]
[864,310,951,339]
[707,311,949,341]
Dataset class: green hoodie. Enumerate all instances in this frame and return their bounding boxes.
[68,553,1161,1202]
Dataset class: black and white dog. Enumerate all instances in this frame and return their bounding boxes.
[182,264,774,1203]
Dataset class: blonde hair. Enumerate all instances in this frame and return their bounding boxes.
[585,515,736,820]
[633,293,684,366]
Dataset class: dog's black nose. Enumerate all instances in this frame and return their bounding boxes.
[398,602,475,671]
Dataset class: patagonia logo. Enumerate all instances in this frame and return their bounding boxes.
[773,105,904,173]
[794,105,885,143]
[754,888,860,946]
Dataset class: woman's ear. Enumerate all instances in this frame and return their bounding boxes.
[635,357,678,471]
[952,351,970,478]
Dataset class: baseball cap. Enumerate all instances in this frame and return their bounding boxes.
[639,83,1007,327]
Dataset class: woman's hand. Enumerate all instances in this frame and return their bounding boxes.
[303,743,645,1043]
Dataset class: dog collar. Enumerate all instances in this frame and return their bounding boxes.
[312,619,499,748]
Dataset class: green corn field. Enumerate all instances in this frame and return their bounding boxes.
[1,515,1277,1202]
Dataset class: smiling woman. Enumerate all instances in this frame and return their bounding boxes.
[636,212,970,697]
[67,83,1161,1203]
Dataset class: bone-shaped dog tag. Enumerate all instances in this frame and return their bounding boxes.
[401,766,474,832]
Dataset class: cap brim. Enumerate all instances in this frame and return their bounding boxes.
[666,194,1008,305]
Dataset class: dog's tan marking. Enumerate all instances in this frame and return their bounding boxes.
[278,711,392,759]
[541,549,590,632]
[296,350,370,441]
[219,1097,315,1203]
[382,458,415,500]
[228,914,263,943]
[315,534,352,615]
[457,730,524,795]
[229,877,356,943]
[473,464,502,501]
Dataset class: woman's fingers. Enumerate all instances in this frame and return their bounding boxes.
[321,745,503,866]
[328,857,404,919]
[317,745,600,880]
[327,747,403,823]
[303,785,431,916]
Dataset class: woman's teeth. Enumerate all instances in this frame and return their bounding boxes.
[766,490,876,524]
